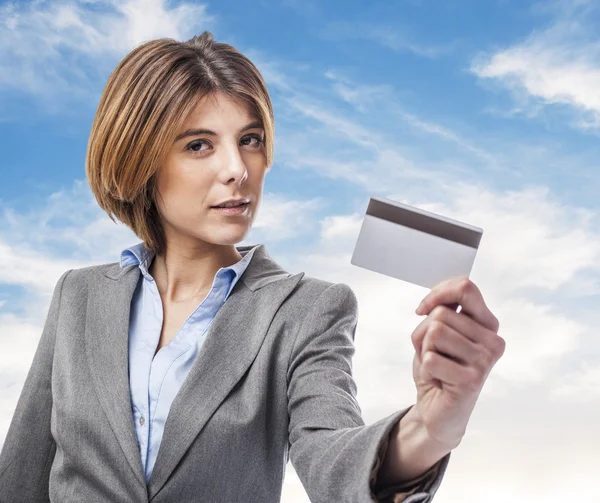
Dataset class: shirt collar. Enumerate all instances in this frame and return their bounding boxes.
[119,242,260,286]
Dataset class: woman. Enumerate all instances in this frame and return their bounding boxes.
[0,32,505,502]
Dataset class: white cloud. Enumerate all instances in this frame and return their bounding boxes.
[324,70,501,166]
[0,179,137,266]
[0,240,83,298]
[0,312,64,443]
[268,68,527,200]
[250,192,324,241]
[0,0,214,108]
[405,184,600,296]
[320,20,449,59]
[390,184,600,384]
[0,313,42,376]
[550,361,600,401]
[471,5,600,129]
[284,94,385,152]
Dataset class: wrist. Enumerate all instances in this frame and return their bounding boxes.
[377,406,453,487]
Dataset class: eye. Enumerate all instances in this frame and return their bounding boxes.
[241,134,265,149]
[185,134,265,156]
[186,140,210,154]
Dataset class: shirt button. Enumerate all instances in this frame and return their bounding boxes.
[139,415,145,426]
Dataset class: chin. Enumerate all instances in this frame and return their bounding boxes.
[204,227,251,246]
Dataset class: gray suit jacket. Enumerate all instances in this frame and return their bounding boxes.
[0,244,449,502]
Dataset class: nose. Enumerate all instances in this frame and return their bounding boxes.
[220,141,249,184]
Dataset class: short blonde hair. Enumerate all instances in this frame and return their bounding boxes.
[86,31,275,257]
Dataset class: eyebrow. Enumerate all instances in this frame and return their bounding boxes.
[174,120,265,143]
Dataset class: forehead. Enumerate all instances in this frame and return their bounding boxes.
[183,92,259,126]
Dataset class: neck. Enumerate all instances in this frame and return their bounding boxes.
[148,242,243,303]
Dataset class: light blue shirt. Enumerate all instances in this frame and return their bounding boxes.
[120,242,260,484]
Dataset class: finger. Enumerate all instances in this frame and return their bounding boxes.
[421,350,483,394]
[411,311,505,372]
[410,315,432,357]
[415,277,459,315]
[416,277,499,332]
[421,320,486,368]
[411,305,477,356]
[427,305,501,348]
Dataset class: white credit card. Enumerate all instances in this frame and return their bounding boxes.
[350,196,483,289]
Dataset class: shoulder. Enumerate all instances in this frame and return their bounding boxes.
[287,274,358,314]
[57,261,123,291]
[283,275,360,356]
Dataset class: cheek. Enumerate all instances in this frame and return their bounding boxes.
[156,167,212,219]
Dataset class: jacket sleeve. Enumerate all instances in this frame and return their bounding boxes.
[0,269,72,503]
[286,282,450,503]
[370,417,448,502]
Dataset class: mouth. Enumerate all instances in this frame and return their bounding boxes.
[210,201,249,208]
[210,202,250,215]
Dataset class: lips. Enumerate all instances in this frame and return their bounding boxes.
[211,202,248,208]
[210,202,250,215]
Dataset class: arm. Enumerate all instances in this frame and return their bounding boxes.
[287,283,449,503]
[371,406,450,502]
[0,269,72,503]
[375,405,451,487]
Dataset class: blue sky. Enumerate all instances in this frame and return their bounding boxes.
[2,1,600,501]
[3,0,600,215]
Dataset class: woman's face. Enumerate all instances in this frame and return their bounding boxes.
[155,91,268,249]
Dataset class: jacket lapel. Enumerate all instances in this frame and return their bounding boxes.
[84,262,146,487]
[85,244,304,496]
